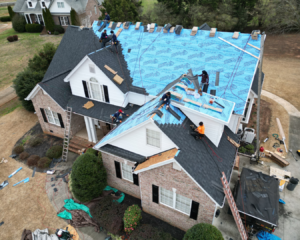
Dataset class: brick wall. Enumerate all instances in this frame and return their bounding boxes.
[32,89,85,138]
[140,163,216,231]
[52,15,71,30]
[101,152,141,199]
[85,0,101,24]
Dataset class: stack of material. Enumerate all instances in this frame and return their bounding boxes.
[251,30,260,40]
[108,21,113,28]
[135,22,141,30]
[124,22,131,29]
[209,28,216,37]
[232,31,239,39]
[190,26,198,36]
[163,23,172,33]
[116,28,123,37]
[149,23,156,33]
[266,150,290,167]
[174,25,183,35]
[169,27,175,33]
[116,22,122,28]
[169,91,183,100]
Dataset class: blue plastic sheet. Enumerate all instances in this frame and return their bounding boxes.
[257,231,281,240]
[63,199,93,218]
[57,210,72,220]
[104,185,125,203]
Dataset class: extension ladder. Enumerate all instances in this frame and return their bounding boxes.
[62,107,72,162]
[220,172,248,240]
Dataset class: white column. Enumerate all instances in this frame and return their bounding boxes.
[25,14,28,23]
[88,117,97,143]
[36,14,40,24]
[29,14,32,23]
[84,116,93,142]
[41,14,45,25]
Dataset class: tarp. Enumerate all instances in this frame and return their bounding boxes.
[104,185,125,203]
[57,210,72,220]
[63,199,93,218]
[257,231,281,240]
[31,229,59,240]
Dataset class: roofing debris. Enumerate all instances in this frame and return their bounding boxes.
[83,101,94,109]
[227,136,240,148]
[104,65,117,74]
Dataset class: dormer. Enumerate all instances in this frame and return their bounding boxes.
[50,0,71,13]
[39,0,51,9]
[27,0,37,9]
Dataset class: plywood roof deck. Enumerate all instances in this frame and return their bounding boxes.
[135,148,178,171]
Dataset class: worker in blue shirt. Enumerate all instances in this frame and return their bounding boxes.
[100,29,107,48]
[110,109,129,123]
[156,92,171,109]
[110,30,119,53]
[104,12,110,21]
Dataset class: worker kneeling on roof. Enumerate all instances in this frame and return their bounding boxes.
[156,92,171,109]
[100,29,108,48]
[110,109,129,123]
[190,122,205,140]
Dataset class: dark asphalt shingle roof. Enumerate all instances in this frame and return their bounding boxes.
[100,144,146,163]
[251,68,265,96]
[155,118,238,206]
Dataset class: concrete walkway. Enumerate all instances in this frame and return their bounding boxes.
[0,85,16,107]
[262,90,300,117]
[45,152,108,240]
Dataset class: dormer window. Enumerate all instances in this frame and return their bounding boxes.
[42,2,45,7]
[28,2,32,7]
[57,2,64,8]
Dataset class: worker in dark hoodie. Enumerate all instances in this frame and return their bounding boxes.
[156,92,171,109]
[100,29,108,48]
[198,70,209,93]
[110,30,119,53]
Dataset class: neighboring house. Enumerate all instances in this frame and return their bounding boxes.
[25,22,264,231]
[13,0,104,28]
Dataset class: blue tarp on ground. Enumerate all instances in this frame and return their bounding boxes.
[257,231,281,240]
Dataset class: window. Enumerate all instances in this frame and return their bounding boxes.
[159,187,192,215]
[89,64,95,73]
[59,16,69,26]
[88,78,102,101]
[57,2,64,8]
[28,2,32,7]
[44,109,60,126]
[146,129,160,148]
[42,2,45,7]
[121,163,133,182]
[94,5,97,14]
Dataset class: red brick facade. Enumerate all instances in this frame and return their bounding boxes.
[101,152,141,199]
[31,89,85,138]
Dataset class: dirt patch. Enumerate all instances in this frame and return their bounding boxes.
[0,108,66,239]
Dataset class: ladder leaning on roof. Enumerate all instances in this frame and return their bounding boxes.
[220,172,248,240]
[62,107,72,162]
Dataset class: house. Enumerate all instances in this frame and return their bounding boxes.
[25,22,265,231]
[13,0,104,28]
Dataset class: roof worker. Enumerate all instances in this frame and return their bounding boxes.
[110,109,129,123]
[100,29,108,48]
[104,12,110,22]
[110,30,119,54]
[156,92,171,110]
[198,70,209,93]
[190,122,205,140]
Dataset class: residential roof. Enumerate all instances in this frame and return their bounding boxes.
[251,68,265,96]
[92,21,262,116]
[235,168,279,225]
[18,1,42,13]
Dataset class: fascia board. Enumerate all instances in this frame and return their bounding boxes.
[134,158,175,174]
[25,84,41,100]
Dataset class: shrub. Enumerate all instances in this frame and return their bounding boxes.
[46,145,63,159]
[25,23,43,33]
[245,144,254,150]
[27,155,40,166]
[70,8,79,25]
[19,152,30,160]
[129,224,175,240]
[13,145,24,154]
[7,36,14,42]
[38,157,52,168]
[8,6,15,19]
[71,153,107,202]
[0,16,11,22]
[86,148,97,156]
[238,146,246,153]
[42,8,55,31]
[124,205,142,234]
[13,35,18,41]
[12,14,26,32]
[249,150,255,154]
[53,25,64,33]
[28,137,43,147]
[183,223,224,240]
[92,195,127,235]
[53,31,59,35]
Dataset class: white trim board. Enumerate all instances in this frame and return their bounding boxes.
[25,84,41,100]
[134,158,175,174]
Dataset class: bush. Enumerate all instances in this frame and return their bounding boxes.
[13,35,18,41]
[38,157,52,168]
[0,16,11,22]
[124,205,142,234]
[25,23,43,33]
[53,31,59,35]
[129,224,175,240]
[92,195,127,235]
[42,8,55,32]
[13,145,24,154]
[46,145,63,159]
[238,146,246,153]
[245,144,254,150]
[27,155,40,166]
[70,8,79,25]
[7,36,14,42]
[183,223,224,240]
[19,152,30,160]
[71,153,107,202]
[12,14,26,32]
[8,6,15,20]
[85,148,97,156]
[28,137,43,147]
[53,25,64,33]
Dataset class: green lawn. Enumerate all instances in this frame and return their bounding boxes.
[142,0,157,14]
[0,28,63,90]
[0,6,9,18]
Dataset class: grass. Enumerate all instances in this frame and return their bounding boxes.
[0,98,22,117]
[0,28,63,90]
[142,0,157,14]
[0,6,9,18]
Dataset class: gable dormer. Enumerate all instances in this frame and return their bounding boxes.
[50,0,71,13]
[40,0,51,9]
[27,0,37,9]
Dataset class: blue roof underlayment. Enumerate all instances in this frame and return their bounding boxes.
[92,21,261,116]
[95,97,186,148]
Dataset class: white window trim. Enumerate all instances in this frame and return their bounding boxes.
[28,2,33,7]
[159,187,192,216]
[60,16,69,26]
[146,128,161,149]
[45,109,60,127]
[57,2,64,8]
[41,2,46,8]
[121,162,133,182]
[87,78,104,102]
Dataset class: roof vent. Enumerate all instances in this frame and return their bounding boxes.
[215,71,220,86]
[156,26,163,32]
[163,23,172,33]
[209,28,216,37]
[97,21,102,26]
[124,22,131,29]
[210,90,216,96]
[174,25,183,35]
[143,25,148,32]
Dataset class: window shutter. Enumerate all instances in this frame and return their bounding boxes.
[152,185,159,204]
[103,85,110,103]
[58,16,61,25]
[133,173,139,186]
[114,161,121,179]
[57,113,64,128]
[82,80,90,98]
[40,108,48,123]
[190,201,199,220]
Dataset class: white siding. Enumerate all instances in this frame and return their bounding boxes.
[50,0,71,13]
[27,0,38,9]
[228,114,240,133]
[110,122,177,157]
[181,109,224,147]
[67,57,126,106]
[127,92,155,106]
